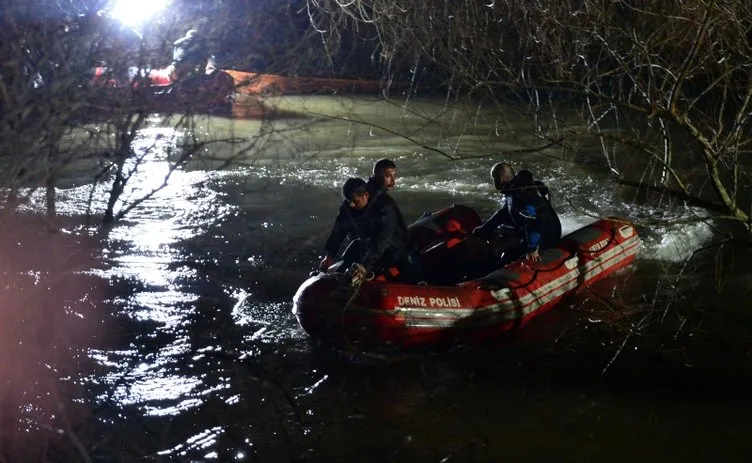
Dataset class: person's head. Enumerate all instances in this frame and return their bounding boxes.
[372,158,397,191]
[511,169,534,189]
[490,162,515,191]
[342,177,369,210]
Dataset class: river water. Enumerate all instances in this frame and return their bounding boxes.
[3,95,752,461]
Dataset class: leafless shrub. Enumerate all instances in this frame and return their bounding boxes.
[0,1,300,230]
[312,0,752,235]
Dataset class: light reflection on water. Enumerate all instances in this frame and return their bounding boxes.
[157,426,225,458]
[12,96,750,460]
[95,106,725,458]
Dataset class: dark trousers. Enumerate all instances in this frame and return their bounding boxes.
[491,225,560,267]
[341,240,424,284]
[489,231,529,268]
[371,247,426,284]
[392,248,426,284]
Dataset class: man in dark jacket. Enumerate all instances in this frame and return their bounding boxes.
[319,160,398,273]
[353,181,423,284]
[320,177,422,283]
[490,162,516,191]
[473,170,562,265]
[365,158,397,196]
[490,162,552,204]
[319,178,372,272]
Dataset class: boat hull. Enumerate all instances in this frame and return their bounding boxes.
[90,67,384,118]
[293,211,640,347]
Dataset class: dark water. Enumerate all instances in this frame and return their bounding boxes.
[3,97,752,461]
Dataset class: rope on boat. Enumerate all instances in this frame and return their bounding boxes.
[336,273,395,363]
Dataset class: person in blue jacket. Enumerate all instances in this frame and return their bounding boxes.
[473,169,561,265]
[490,162,552,204]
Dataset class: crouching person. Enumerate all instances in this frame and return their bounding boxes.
[319,178,373,272]
[473,169,561,267]
[346,180,424,286]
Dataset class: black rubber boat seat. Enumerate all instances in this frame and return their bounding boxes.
[469,247,572,290]
[472,268,519,290]
[559,226,605,253]
[539,247,571,264]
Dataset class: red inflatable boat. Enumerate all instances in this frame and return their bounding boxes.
[292,205,640,347]
[90,66,384,118]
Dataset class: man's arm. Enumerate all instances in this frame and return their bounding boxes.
[480,207,508,231]
[533,180,551,204]
[323,203,349,259]
[473,199,511,237]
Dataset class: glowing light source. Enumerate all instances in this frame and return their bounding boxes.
[110,0,168,26]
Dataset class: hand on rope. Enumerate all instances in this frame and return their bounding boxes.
[348,263,374,287]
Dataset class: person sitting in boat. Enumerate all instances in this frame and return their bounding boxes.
[365,158,398,196]
[318,160,398,273]
[318,178,373,272]
[170,29,211,81]
[472,169,561,265]
[490,162,552,204]
[319,177,422,283]
[490,162,516,192]
[349,179,424,285]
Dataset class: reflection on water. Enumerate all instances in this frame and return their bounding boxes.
[5,95,752,461]
[0,217,110,461]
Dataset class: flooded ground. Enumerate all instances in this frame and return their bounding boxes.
[2,95,751,461]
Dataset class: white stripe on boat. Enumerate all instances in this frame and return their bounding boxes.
[345,235,639,330]
[402,242,639,328]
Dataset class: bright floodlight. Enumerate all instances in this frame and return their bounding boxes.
[110,0,168,26]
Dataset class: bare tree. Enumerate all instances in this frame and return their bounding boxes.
[310,0,752,235]
[0,2,299,459]
[0,0,279,229]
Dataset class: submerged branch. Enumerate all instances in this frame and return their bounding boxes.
[612,177,733,215]
[456,137,565,160]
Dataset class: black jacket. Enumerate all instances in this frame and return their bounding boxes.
[532,180,551,204]
[359,191,411,272]
[324,178,412,270]
[323,201,370,258]
[323,176,391,258]
[481,186,561,251]
[365,176,384,197]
